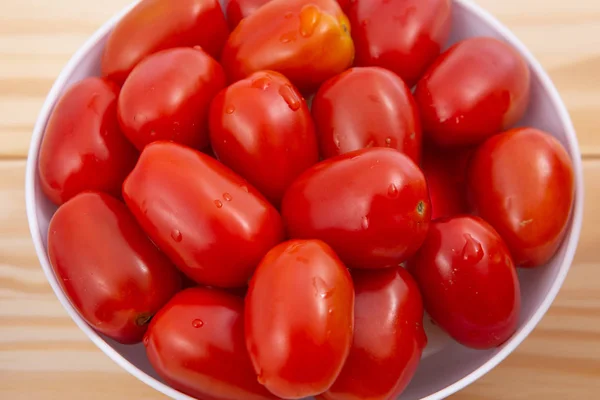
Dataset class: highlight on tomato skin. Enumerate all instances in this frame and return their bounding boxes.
[467,127,575,268]
[407,215,521,350]
[47,192,182,344]
[245,239,355,399]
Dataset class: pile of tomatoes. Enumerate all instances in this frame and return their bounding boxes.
[39,0,576,399]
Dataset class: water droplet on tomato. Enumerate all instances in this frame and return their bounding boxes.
[361,216,370,230]
[241,185,249,193]
[299,4,321,38]
[279,32,296,43]
[225,105,235,114]
[171,229,182,242]
[385,137,392,147]
[223,193,232,201]
[333,134,341,149]
[313,277,334,299]
[257,369,266,385]
[461,234,484,263]
[251,76,271,91]
[388,184,398,198]
[192,319,204,328]
[214,200,223,208]
[279,84,302,111]
[193,45,203,51]
[328,308,334,315]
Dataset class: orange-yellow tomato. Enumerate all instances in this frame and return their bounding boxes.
[221,0,354,93]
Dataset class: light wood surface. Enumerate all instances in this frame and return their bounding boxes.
[1,0,599,399]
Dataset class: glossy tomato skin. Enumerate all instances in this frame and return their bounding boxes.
[407,216,521,349]
[415,37,531,147]
[312,67,422,164]
[118,47,226,151]
[209,70,319,206]
[101,0,228,85]
[38,77,137,205]
[221,0,354,93]
[421,144,474,220]
[145,288,276,400]
[123,141,284,288]
[467,128,575,267]
[282,148,431,269]
[246,239,354,399]
[225,0,271,29]
[321,267,426,400]
[47,192,181,344]
[348,0,452,88]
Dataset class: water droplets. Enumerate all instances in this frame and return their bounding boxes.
[385,137,392,147]
[328,308,334,315]
[257,369,266,385]
[361,216,370,230]
[279,32,297,43]
[333,134,341,149]
[299,4,321,38]
[313,277,334,299]
[214,199,223,208]
[192,319,204,328]
[171,229,183,242]
[225,105,236,114]
[279,84,302,111]
[461,234,484,264]
[388,183,399,198]
[193,45,203,51]
[241,185,249,193]
[223,192,232,202]
[251,76,271,91]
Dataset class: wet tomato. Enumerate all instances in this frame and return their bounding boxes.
[348,0,452,87]
[123,141,284,288]
[282,148,431,269]
[246,239,354,398]
[118,47,226,151]
[312,67,422,163]
[221,0,354,93]
[47,192,181,344]
[38,77,137,205]
[415,37,531,147]
[321,267,426,400]
[209,70,319,206]
[407,216,521,349]
[467,128,575,267]
[145,287,276,400]
[101,0,228,85]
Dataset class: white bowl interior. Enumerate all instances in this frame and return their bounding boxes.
[26,1,584,400]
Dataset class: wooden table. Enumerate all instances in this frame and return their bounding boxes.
[1,0,599,398]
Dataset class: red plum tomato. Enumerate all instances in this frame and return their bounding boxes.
[118,47,226,151]
[245,239,354,399]
[47,192,181,344]
[122,141,284,288]
[282,148,431,269]
[407,216,521,349]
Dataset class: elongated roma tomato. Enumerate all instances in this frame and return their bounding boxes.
[221,0,354,93]
[102,0,228,85]
[348,0,452,87]
[421,144,473,220]
[118,47,226,151]
[48,192,181,344]
[225,0,271,29]
[246,240,354,399]
[468,128,575,267]
[312,67,422,163]
[123,141,284,288]
[209,71,319,206]
[145,288,277,400]
[415,37,531,147]
[321,267,426,400]
[282,148,431,269]
[38,77,137,205]
[408,216,521,349]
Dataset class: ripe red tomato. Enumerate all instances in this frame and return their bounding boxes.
[312,67,422,163]
[118,47,226,151]
[467,128,575,267]
[123,141,284,288]
[282,148,431,269]
[221,0,354,93]
[145,288,276,400]
[225,0,271,29]
[407,216,521,349]
[421,144,474,220]
[246,239,354,398]
[414,37,531,147]
[209,70,319,206]
[38,77,137,205]
[348,0,452,87]
[321,267,427,400]
[101,0,229,85]
[47,192,181,344]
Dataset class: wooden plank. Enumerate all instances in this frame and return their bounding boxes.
[0,158,599,398]
[0,0,599,158]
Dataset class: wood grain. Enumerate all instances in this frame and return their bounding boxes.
[0,0,598,399]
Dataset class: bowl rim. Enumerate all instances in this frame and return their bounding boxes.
[25,0,585,399]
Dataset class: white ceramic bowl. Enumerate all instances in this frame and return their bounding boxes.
[26,0,584,399]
